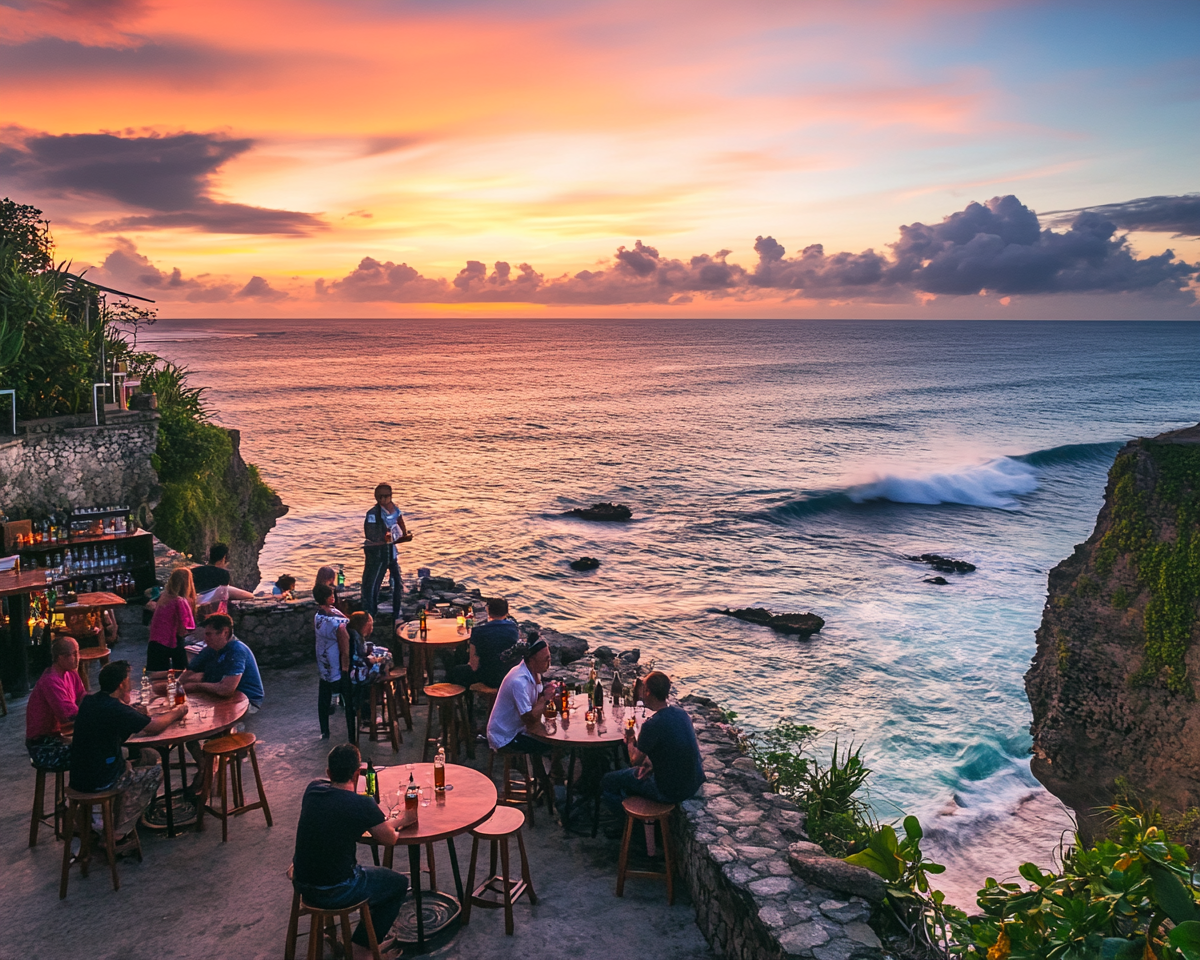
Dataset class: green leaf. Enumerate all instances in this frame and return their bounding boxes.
[903,815,924,841]
[1168,921,1200,960]
[1100,938,1143,960]
[845,826,902,882]
[1020,862,1053,887]
[1148,862,1200,924]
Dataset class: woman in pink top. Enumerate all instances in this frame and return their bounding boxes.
[146,567,197,672]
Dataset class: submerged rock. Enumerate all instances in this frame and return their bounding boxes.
[905,553,976,573]
[563,502,632,522]
[924,576,949,585]
[713,607,825,638]
[569,556,601,571]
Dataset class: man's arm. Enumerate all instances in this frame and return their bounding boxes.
[368,807,419,845]
[337,624,351,673]
[467,642,479,672]
[520,682,558,734]
[47,674,82,724]
[138,702,188,736]
[183,673,241,698]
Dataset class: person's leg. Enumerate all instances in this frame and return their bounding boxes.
[354,865,409,947]
[385,552,403,620]
[172,643,188,671]
[508,735,556,813]
[317,679,333,737]
[600,766,645,816]
[341,674,357,742]
[114,754,163,836]
[145,641,168,672]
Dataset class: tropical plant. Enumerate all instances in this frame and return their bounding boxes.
[0,198,53,273]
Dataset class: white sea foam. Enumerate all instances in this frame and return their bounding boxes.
[847,457,1039,510]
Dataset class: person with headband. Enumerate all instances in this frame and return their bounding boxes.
[361,484,408,620]
[486,637,559,811]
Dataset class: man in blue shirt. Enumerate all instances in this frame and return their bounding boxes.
[362,483,408,620]
[181,613,265,710]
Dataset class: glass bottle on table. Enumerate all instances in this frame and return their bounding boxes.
[365,758,379,801]
[405,773,420,816]
[434,745,446,793]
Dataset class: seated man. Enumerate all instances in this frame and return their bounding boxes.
[448,597,520,727]
[292,743,416,958]
[180,613,265,711]
[486,638,559,808]
[70,660,188,837]
[601,670,705,819]
[26,637,84,771]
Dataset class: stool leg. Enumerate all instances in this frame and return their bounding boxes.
[248,745,273,827]
[306,913,322,960]
[489,837,498,882]
[59,801,77,899]
[422,701,436,762]
[487,749,496,778]
[218,756,230,842]
[644,821,656,857]
[661,814,675,904]
[338,910,354,960]
[397,677,413,729]
[101,797,120,892]
[55,771,66,840]
[285,890,301,960]
[517,828,537,904]
[231,756,245,809]
[384,684,401,749]
[615,814,634,897]
[463,835,479,925]
[197,752,212,832]
[499,835,514,935]
[524,756,536,827]
[369,686,380,743]
[79,803,93,877]
[29,767,47,847]
[359,901,382,960]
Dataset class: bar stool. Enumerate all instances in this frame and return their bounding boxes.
[60,784,137,899]
[362,678,401,752]
[285,888,382,960]
[463,806,537,935]
[29,763,67,847]
[468,682,498,733]
[198,732,273,841]
[489,747,544,827]
[615,796,677,904]
[421,683,473,761]
[76,645,111,691]
[387,666,413,731]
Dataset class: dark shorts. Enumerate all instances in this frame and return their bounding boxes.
[27,736,71,771]
[500,732,552,756]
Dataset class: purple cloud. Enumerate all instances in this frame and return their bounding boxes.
[1044,194,1200,239]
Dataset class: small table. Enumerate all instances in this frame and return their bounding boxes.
[128,691,249,837]
[370,762,497,951]
[530,699,644,836]
[395,618,471,703]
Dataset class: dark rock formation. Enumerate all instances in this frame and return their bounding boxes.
[905,553,976,573]
[563,502,632,522]
[714,607,825,638]
[788,841,887,904]
[518,620,589,665]
[221,429,287,589]
[924,576,949,585]
[569,556,601,571]
[1026,423,1200,839]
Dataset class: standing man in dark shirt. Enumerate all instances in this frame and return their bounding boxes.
[292,744,416,957]
[362,484,408,621]
[71,660,188,837]
[601,671,705,819]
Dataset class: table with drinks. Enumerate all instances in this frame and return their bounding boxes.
[531,675,646,836]
[395,609,473,703]
[359,759,497,951]
[128,678,250,837]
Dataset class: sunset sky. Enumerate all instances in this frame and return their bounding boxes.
[1,0,1197,318]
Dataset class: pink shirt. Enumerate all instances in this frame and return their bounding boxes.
[148,595,196,649]
[26,665,85,740]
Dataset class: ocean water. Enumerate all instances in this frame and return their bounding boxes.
[143,318,1200,904]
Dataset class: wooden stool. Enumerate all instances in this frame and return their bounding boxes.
[76,645,111,691]
[468,682,499,732]
[489,748,545,827]
[198,732,273,841]
[285,889,382,960]
[29,764,67,847]
[615,796,676,904]
[362,679,401,753]
[421,683,473,762]
[387,667,413,732]
[463,806,537,935]
[60,784,138,899]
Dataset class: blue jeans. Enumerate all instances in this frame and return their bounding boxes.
[601,766,671,816]
[294,865,408,947]
[362,547,402,618]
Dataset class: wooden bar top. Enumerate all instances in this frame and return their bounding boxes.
[0,568,48,598]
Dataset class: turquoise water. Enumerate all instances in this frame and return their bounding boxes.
[145,318,1200,899]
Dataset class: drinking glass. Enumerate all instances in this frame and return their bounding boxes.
[420,785,431,807]
[405,622,418,640]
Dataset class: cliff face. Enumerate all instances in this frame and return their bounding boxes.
[220,428,287,589]
[1026,423,1200,837]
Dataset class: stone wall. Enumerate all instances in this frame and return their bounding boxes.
[0,410,161,519]
[671,696,884,960]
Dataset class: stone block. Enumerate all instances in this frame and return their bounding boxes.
[812,938,856,960]
[778,921,831,954]
[820,899,869,923]
[845,923,881,949]
[788,845,886,904]
[748,876,799,896]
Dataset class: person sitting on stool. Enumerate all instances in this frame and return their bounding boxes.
[486,638,559,812]
[292,743,416,959]
[26,636,84,771]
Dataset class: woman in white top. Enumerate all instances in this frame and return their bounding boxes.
[314,582,352,740]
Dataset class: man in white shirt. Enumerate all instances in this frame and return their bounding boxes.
[486,639,559,812]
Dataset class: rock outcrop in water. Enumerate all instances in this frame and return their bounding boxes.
[714,607,825,638]
[1026,423,1200,838]
[905,553,976,574]
[563,502,632,521]
[569,556,601,571]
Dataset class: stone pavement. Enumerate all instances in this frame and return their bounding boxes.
[0,620,714,960]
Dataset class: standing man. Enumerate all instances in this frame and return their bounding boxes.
[292,743,416,958]
[362,484,408,621]
[180,613,265,712]
[26,636,84,771]
[600,670,705,818]
[70,660,188,838]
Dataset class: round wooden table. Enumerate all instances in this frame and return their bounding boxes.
[530,698,645,836]
[370,762,497,950]
[395,618,471,703]
[128,691,249,837]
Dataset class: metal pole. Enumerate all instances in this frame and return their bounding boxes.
[0,389,14,435]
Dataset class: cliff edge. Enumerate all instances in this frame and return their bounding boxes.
[1026,422,1200,837]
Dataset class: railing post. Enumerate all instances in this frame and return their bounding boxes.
[0,389,14,435]
[93,382,108,426]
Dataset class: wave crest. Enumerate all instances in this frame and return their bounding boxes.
[847,458,1038,510]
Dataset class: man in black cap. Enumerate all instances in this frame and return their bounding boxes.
[486,638,559,810]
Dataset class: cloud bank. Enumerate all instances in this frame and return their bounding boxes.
[1045,194,1200,239]
[0,130,325,235]
[316,195,1198,306]
[86,239,289,303]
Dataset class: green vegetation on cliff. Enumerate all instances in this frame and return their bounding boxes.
[1095,443,1200,695]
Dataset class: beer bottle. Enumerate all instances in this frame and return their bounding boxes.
[337,565,345,588]
[405,773,420,814]
[434,745,446,793]
[585,660,596,698]
[166,668,175,695]
[611,668,622,705]
[174,674,186,707]
[365,758,379,801]
[418,607,428,639]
